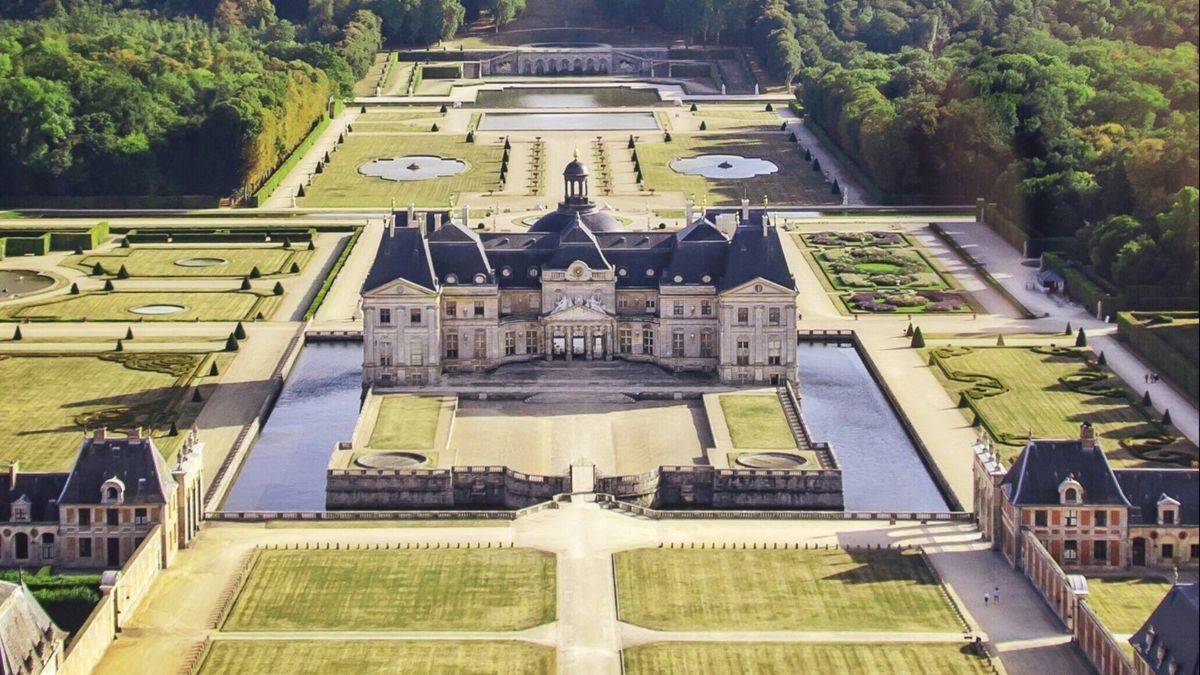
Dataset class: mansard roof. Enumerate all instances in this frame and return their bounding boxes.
[1115,469,1199,525]
[364,211,796,295]
[58,432,173,506]
[0,472,67,522]
[0,582,62,675]
[1000,437,1130,507]
[1131,583,1198,675]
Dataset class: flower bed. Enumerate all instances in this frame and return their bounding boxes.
[846,289,968,313]
[803,231,905,247]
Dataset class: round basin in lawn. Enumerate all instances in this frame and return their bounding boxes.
[669,155,779,179]
[129,304,186,315]
[355,452,430,469]
[0,270,54,299]
[175,257,229,268]
[735,452,808,469]
[359,156,467,181]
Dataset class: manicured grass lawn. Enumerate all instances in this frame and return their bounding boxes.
[623,642,994,674]
[928,346,1196,467]
[2,291,276,321]
[356,109,444,133]
[300,134,502,207]
[636,133,838,206]
[0,352,218,470]
[70,246,309,278]
[719,394,794,449]
[224,548,556,631]
[691,105,783,131]
[614,548,964,632]
[0,569,102,635]
[1084,576,1172,634]
[368,395,443,449]
[200,640,554,675]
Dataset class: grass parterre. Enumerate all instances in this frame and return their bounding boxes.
[68,245,311,278]
[1,291,280,322]
[198,640,555,675]
[614,547,965,632]
[718,394,795,449]
[1082,576,1174,635]
[223,548,556,632]
[926,345,1196,467]
[623,642,995,675]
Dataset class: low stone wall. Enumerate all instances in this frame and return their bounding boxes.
[598,465,844,510]
[326,465,567,509]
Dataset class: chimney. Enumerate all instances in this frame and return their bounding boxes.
[1079,422,1095,451]
[128,427,145,440]
[461,205,471,228]
[7,461,18,485]
[684,199,694,224]
[407,202,415,225]
[92,427,107,443]
[435,212,444,230]
[388,213,396,238]
[740,198,750,221]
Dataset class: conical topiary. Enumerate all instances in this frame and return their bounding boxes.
[103,279,114,291]
[1097,351,1107,365]
[628,135,635,149]
[664,132,672,142]
[289,262,300,273]
[440,104,448,113]
[910,326,925,348]
[169,421,179,436]
[249,266,261,279]
[209,362,219,377]
[234,321,247,339]
[831,179,840,195]
[12,326,22,341]
[689,103,698,112]
[996,334,1005,346]
[74,244,84,255]
[192,388,204,402]
[92,262,105,276]
[812,158,821,171]
[125,327,134,340]
[466,130,475,143]
[905,323,914,337]
[240,277,251,290]
[1075,327,1087,347]
[789,132,797,142]
[1142,391,1152,406]
[804,148,812,161]
[69,283,79,295]
[765,102,774,111]
[431,123,439,132]
[1162,409,1172,426]
[225,334,239,352]
[273,281,284,296]
[504,137,511,150]
[307,240,315,251]
[699,120,707,131]
[115,339,124,352]
[1064,322,1072,335]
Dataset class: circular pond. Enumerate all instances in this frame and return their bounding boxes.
[735,452,808,469]
[359,156,467,181]
[0,270,54,299]
[175,257,228,268]
[355,452,429,469]
[129,304,186,315]
[669,155,779,179]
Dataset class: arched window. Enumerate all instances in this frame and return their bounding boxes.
[14,532,29,560]
[1064,488,1077,502]
[106,487,118,500]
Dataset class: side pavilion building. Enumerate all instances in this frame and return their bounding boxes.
[361,158,799,386]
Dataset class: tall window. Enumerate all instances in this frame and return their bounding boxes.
[768,339,782,365]
[768,307,781,326]
[642,328,654,355]
[673,302,684,317]
[1065,509,1078,527]
[1094,510,1107,527]
[134,507,149,525]
[106,509,120,526]
[700,331,714,357]
[672,330,685,357]
[1034,510,1048,526]
[445,301,457,317]
[505,331,516,356]
[445,332,459,359]
[378,308,392,325]
[410,308,422,325]
[737,307,749,325]
[474,330,487,359]
[473,301,485,317]
[1092,540,1107,563]
[378,342,392,367]
[736,339,750,366]
[409,340,424,366]
[645,298,657,313]
[79,509,91,526]
[526,330,540,354]
[619,328,632,354]
[1063,540,1079,561]
[701,301,713,316]
[80,539,93,558]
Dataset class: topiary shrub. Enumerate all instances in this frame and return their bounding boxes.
[92,262,105,276]
[1075,327,1087,347]
[239,277,251,290]
[69,283,79,295]
[103,279,114,291]
[699,120,707,131]
[910,326,925,348]
[765,102,774,111]
[431,123,439,132]
[234,321,247,339]
[689,103,698,112]
[273,281,284,296]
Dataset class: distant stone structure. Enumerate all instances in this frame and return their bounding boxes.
[361,157,800,387]
[1129,582,1197,675]
[479,45,666,77]
[974,422,1199,569]
[0,428,204,569]
[0,580,64,675]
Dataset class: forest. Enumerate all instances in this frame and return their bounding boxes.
[600,0,1199,294]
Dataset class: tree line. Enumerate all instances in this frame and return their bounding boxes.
[599,0,1198,294]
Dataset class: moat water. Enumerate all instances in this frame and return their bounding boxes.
[222,342,948,512]
[221,341,362,511]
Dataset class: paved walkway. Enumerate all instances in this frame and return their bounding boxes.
[262,107,361,209]
[779,110,867,206]
[936,220,1199,445]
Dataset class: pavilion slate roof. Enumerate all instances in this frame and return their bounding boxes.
[57,434,173,506]
[1115,469,1199,525]
[0,581,63,675]
[1130,583,1199,675]
[0,473,67,523]
[1000,438,1130,507]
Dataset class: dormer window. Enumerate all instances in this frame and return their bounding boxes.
[1058,477,1083,505]
[10,496,30,523]
[101,478,125,505]
[1158,494,1181,526]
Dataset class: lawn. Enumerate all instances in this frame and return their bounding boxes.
[355,109,445,133]
[199,640,554,675]
[719,394,795,449]
[299,134,502,207]
[368,395,443,449]
[70,246,309,278]
[1084,576,1173,634]
[223,548,556,631]
[635,133,839,206]
[623,642,994,675]
[1,290,277,321]
[691,105,784,131]
[613,548,964,632]
[927,346,1196,467]
[0,352,218,470]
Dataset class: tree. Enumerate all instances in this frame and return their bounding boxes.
[125,327,133,340]
[910,326,925,347]
[240,277,252,290]
[1075,328,1087,347]
[225,334,239,352]
[273,281,284,295]
[234,322,247,339]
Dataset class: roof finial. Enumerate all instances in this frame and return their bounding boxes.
[573,147,579,161]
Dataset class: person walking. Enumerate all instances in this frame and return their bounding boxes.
[983,592,989,607]
[992,587,1000,606]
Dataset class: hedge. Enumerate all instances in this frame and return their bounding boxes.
[1117,312,1200,403]
[1,233,51,256]
[1044,253,1198,318]
[251,112,332,207]
[304,227,362,319]
[125,228,315,244]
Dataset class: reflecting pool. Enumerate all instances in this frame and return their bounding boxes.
[475,86,662,108]
[359,156,467,181]
[670,155,779,179]
[479,112,659,131]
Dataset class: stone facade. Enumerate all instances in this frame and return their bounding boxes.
[326,466,568,510]
[479,47,666,77]
[974,424,1199,570]
[0,429,203,570]
[361,161,799,387]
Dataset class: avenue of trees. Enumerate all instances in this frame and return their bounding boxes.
[600,0,1198,293]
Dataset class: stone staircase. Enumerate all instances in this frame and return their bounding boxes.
[777,385,813,451]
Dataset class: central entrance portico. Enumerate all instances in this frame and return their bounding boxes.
[544,302,614,361]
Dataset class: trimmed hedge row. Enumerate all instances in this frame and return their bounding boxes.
[1117,312,1200,403]
[1043,253,1198,317]
[304,227,362,319]
[125,228,316,244]
[0,222,110,258]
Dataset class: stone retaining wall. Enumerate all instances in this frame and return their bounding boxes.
[597,465,843,510]
[326,465,567,509]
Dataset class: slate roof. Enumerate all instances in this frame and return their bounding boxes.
[1000,437,1131,507]
[58,434,173,505]
[0,582,62,675]
[366,209,796,297]
[529,206,623,234]
[0,473,67,523]
[1131,583,1199,675]
[1115,470,1200,525]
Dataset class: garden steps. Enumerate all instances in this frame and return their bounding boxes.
[776,386,813,451]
